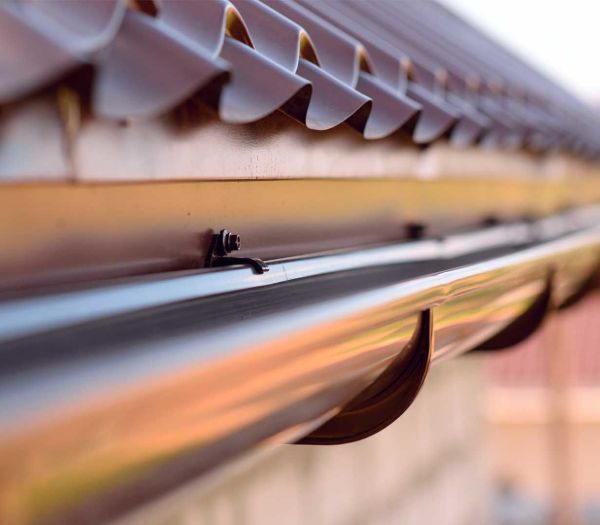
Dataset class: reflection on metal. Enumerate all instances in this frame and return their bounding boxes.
[473,278,552,352]
[299,309,433,444]
[557,267,600,310]
[432,269,547,362]
[0,287,423,525]
[1,212,600,524]
[553,247,600,308]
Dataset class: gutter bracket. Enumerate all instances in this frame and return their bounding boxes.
[205,229,269,274]
[472,276,552,352]
[297,309,433,445]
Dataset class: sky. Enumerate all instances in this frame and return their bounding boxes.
[439,0,600,103]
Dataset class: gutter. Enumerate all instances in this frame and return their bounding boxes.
[1,207,600,525]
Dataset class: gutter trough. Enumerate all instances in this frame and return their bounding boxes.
[1,207,600,525]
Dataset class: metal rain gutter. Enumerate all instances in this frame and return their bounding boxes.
[1,208,600,525]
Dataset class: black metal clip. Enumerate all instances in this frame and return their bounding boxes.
[205,229,269,274]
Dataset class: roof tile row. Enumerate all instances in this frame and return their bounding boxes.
[1,0,598,158]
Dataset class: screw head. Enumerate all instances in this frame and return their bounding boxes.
[225,232,241,252]
[217,229,240,255]
[405,222,427,240]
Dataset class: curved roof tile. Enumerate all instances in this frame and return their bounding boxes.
[0,0,598,157]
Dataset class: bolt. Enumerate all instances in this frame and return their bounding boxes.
[217,229,241,255]
[405,222,427,240]
[224,231,241,252]
[482,215,500,228]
